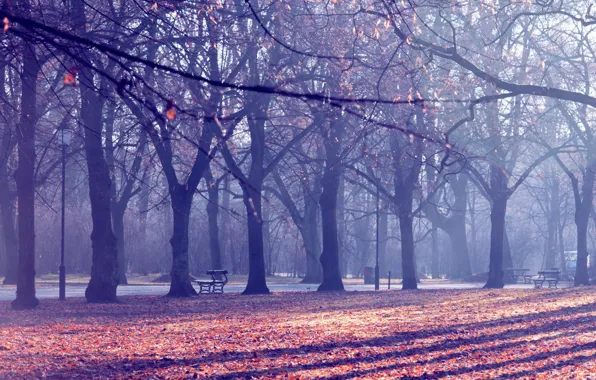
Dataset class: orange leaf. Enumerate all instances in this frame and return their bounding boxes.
[64,73,76,86]
[165,100,176,120]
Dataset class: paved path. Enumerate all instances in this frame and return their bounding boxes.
[0,280,567,301]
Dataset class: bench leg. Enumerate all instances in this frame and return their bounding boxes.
[212,284,225,293]
[198,283,213,294]
[533,281,544,289]
[548,281,558,289]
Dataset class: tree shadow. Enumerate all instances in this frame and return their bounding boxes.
[18,301,596,379]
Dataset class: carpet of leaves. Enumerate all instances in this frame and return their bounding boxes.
[2,288,596,379]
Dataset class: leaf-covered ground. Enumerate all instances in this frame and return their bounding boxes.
[1,288,596,379]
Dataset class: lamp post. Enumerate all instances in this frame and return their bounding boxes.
[57,125,72,300]
[375,185,380,291]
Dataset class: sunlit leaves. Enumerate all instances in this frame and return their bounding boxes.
[2,289,596,378]
[3,17,9,33]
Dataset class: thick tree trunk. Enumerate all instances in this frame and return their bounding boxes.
[241,183,270,294]
[301,196,321,283]
[378,203,389,278]
[167,187,197,296]
[72,0,119,303]
[431,227,439,279]
[12,37,39,309]
[399,211,417,290]
[0,172,17,285]
[574,163,594,286]
[557,222,569,279]
[545,222,557,270]
[206,177,223,271]
[262,190,272,275]
[81,97,119,302]
[221,176,234,273]
[318,116,345,292]
[484,196,508,289]
[575,209,590,286]
[502,230,514,284]
[446,216,471,279]
[0,110,17,284]
[337,178,348,277]
[112,206,127,285]
[318,171,345,291]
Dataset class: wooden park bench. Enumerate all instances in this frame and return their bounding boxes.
[531,269,560,289]
[194,270,229,294]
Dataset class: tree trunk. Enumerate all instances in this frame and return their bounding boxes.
[241,182,270,294]
[574,162,594,286]
[318,116,345,292]
[80,94,119,302]
[378,203,388,278]
[262,190,272,275]
[431,227,439,279]
[484,196,508,289]
[12,34,39,309]
[206,175,223,271]
[0,170,17,285]
[318,171,345,291]
[112,206,127,285]
[545,221,557,270]
[337,177,348,277]
[399,211,417,290]
[221,175,234,272]
[167,186,197,296]
[557,213,569,280]
[301,195,321,283]
[502,230,514,283]
[445,216,471,279]
[575,207,591,286]
[71,0,119,303]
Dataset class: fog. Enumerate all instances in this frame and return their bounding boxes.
[1,0,595,308]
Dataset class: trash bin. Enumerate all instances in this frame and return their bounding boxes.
[363,266,374,284]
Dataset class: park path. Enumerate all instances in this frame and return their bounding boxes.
[0,280,561,301]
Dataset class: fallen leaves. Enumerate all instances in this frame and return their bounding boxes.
[1,289,596,379]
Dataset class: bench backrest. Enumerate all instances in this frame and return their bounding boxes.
[207,269,229,275]
[539,270,560,279]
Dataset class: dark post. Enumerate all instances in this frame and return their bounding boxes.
[375,186,380,291]
[58,126,71,300]
[388,271,391,290]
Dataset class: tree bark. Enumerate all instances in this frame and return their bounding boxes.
[206,172,223,271]
[167,186,197,296]
[337,177,348,277]
[318,117,345,292]
[301,195,322,283]
[318,170,345,291]
[241,181,270,294]
[378,202,388,278]
[431,227,439,279]
[484,195,508,289]
[0,165,17,285]
[399,208,417,290]
[0,62,17,285]
[445,218,471,279]
[574,163,594,286]
[111,205,127,285]
[71,0,119,303]
[12,27,39,309]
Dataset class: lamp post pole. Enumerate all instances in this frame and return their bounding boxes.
[375,185,380,291]
[59,129,67,300]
